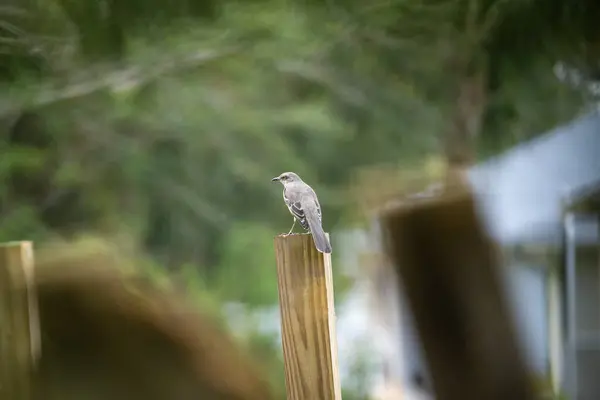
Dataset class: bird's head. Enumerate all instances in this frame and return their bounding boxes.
[271,172,301,185]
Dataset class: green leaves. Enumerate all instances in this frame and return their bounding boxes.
[0,0,595,277]
[214,222,279,306]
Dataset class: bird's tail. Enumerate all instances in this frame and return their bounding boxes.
[305,205,332,254]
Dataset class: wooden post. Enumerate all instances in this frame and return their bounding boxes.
[380,185,536,400]
[0,241,41,400]
[274,233,341,400]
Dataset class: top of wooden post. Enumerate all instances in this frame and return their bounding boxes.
[380,186,536,400]
[273,233,341,400]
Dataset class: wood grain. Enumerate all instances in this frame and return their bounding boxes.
[380,185,536,400]
[0,241,40,400]
[274,233,341,400]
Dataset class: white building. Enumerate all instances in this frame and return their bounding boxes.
[361,111,600,400]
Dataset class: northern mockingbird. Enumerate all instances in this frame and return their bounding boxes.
[272,172,332,254]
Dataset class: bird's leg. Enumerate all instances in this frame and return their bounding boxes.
[286,218,296,235]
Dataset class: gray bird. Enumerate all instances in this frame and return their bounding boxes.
[271,172,332,254]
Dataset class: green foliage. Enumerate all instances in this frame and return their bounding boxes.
[213,222,279,306]
[2,0,595,269]
[0,203,50,242]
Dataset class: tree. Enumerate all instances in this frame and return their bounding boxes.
[330,0,598,168]
[1,0,598,269]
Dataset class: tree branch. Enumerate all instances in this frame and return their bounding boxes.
[0,47,240,116]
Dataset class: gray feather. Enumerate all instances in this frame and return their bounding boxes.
[304,199,332,253]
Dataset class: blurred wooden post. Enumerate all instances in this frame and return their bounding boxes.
[0,241,41,400]
[380,186,536,400]
[274,233,341,400]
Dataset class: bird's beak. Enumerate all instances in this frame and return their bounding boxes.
[271,177,280,182]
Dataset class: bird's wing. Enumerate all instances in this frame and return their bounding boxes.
[302,195,332,253]
[312,191,322,222]
[284,188,309,230]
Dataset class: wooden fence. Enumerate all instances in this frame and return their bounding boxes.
[1,181,539,400]
[272,181,538,400]
[0,240,275,400]
[0,242,40,400]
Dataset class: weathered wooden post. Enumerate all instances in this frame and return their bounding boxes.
[274,233,341,400]
[380,184,536,400]
[0,241,41,400]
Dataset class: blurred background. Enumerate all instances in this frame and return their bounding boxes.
[1,0,600,399]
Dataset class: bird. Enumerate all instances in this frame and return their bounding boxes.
[271,172,332,254]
